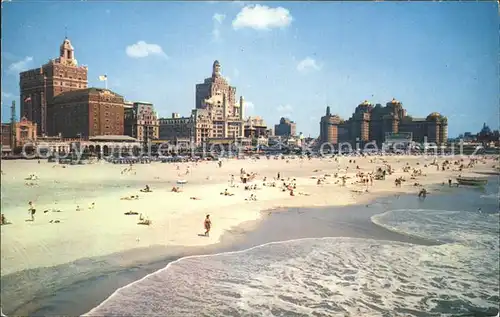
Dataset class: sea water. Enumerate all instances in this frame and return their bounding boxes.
[86,182,499,317]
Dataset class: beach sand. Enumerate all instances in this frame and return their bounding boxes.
[1,155,496,277]
[14,174,500,317]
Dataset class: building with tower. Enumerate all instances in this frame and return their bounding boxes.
[1,117,38,154]
[195,60,244,140]
[20,37,88,136]
[19,37,125,138]
[319,106,341,144]
[159,60,246,146]
[318,98,448,147]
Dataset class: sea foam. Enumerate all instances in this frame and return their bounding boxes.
[86,209,499,317]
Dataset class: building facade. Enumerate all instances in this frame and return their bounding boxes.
[124,101,159,142]
[196,61,244,140]
[319,106,341,144]
[20,37,88,136]
[50,88,125,138]
[319,99,448,146]
[244,116,268,138]
[159,60,245,146]
[195,60,237,111]
[1,117,38,152]
[274,117,297,137]
[159,112,193,142]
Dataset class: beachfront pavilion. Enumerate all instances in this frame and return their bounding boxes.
[85,135,142,155]
[36,135,142,155]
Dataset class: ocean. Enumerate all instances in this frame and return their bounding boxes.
[1,174,498,316]
[83,178,499,317]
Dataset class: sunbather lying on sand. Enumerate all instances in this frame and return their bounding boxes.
[121,195,139,200]
[124,210,139,215]
[220,189,234,196]
[190,197,201,200]
[245,194,257,201]
[43,209,63,213]
[171,186,182,193]
[49,220,61,224]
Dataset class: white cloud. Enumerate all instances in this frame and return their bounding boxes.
[213,13,225,24]
[125,41,167,59]
[212,13,226,40]
[8,56,33,74]
[232,5,293,30]
[297,57,321,73]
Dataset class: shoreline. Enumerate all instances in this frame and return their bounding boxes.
[3,191,434,316]
[1,155,497,315]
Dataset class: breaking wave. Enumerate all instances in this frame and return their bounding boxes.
[86,209,499,317]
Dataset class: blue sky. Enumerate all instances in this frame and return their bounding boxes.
[1,1,498,137]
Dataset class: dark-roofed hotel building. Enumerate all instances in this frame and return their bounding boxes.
[51,88,125,138]
[319,98,448,146]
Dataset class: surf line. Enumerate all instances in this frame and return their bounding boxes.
[83,236,402,315]
[370,208,471,245]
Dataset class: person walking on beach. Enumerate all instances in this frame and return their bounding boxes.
[28,201,36,221]
[204,214,212,237]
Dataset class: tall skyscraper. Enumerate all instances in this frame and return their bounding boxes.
[19,37,88,136]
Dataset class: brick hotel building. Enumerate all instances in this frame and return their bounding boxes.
[19,37,124,138]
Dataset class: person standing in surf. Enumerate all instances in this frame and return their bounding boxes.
[204,214,212,237]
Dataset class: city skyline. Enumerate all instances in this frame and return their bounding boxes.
[1,1,498,138]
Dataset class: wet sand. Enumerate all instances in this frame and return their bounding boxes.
[2,192,446,316]
[1,158,497,316]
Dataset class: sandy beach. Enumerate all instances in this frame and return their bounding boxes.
[1,154,497,278]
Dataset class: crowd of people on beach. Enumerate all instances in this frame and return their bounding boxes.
[1,154,497,236]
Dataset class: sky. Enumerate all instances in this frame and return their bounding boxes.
[1,1,498,138]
